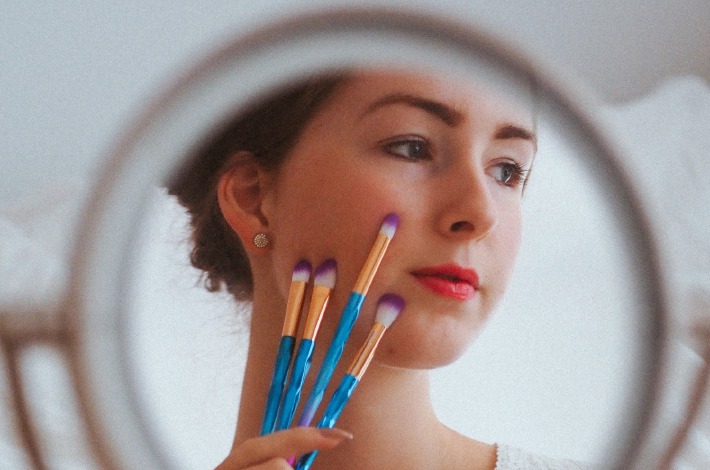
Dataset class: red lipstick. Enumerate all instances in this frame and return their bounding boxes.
[411,264,479,301]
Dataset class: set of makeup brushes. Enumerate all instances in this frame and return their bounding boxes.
[260,213,403,470]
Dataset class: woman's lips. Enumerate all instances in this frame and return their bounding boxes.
[410,264,479,301]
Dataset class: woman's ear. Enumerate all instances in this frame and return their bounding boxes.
[217,151,273,251]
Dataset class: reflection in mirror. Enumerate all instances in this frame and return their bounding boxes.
[125,68,650,470]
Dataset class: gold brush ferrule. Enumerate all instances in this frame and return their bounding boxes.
[281,280,307,336]
[348,322,387,380]
[302,284,331,340]
[353,233,392,295]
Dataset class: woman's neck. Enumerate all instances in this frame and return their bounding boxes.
[307,363,446,470]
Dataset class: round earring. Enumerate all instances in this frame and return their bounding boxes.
[252,232,269,248]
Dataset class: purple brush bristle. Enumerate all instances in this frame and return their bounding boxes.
[375,293,405,328]
[292,260,312,283]
[314,259,337,288]
[380,213,399,238]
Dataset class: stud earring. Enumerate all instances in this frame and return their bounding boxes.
[253,232,269,248]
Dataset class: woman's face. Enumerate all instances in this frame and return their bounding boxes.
[261,69,536,369]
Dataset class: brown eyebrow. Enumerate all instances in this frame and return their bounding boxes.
[361,93,537,149]
[360,93,464,126]
[495,124,537,149]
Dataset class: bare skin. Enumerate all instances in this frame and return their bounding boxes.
[215,69,535,469]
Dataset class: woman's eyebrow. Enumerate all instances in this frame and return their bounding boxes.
[495,124,537,150]
[359,93,464,126]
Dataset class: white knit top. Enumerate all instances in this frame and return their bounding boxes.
[495,444,593,470]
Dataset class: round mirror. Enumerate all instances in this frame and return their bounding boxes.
[63,10,667,470]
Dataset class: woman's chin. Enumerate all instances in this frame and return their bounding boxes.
[375,335,476,371]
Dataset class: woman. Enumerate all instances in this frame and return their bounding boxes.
[170,68,587,469]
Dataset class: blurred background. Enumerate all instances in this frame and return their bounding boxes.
[1,1,709,469]
[2,0,709,204]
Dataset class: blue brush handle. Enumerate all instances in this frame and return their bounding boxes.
[277,338,315,430]
[295,374,359,470]
[260,335,295,435]
[298,293,364,426]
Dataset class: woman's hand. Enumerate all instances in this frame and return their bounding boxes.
[215,427,352,469]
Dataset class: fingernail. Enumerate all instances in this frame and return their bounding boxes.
[318,428,353,441]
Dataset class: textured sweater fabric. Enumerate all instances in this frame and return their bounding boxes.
[495,444,593,470]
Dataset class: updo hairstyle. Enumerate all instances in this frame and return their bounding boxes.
[167,73,347,300]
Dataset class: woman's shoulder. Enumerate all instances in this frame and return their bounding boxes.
[494,443,595,470]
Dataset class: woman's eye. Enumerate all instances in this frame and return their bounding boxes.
[383,138,431,161]
[491,161,528,188]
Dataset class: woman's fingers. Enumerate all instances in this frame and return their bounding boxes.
[234,458,292,470]
[216,427,352,469]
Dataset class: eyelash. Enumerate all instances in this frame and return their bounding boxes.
[381,136,529,188]
[382,136,432,161]
[492,161,529,189]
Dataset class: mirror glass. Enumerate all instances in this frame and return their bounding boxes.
[62,13,668,470]
[118,65,657,470]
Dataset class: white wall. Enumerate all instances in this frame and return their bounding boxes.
[2,1,709,205]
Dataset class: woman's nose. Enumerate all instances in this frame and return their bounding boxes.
[437,167,497,241]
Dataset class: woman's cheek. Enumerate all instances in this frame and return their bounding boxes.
[269,194,393,296]
[483,210,523,310]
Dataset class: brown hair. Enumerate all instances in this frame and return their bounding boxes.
[167,74,347,300]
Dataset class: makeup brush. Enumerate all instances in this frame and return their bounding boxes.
[294,294,405,470]
[276,259,337,431]
[297,213,399,427]
[260,260,311,436]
